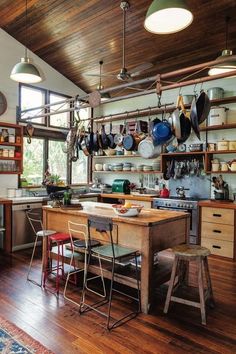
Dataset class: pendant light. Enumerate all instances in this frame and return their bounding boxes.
[144,0,193,34]
[208,17,236,76]
[10,0,42,83]
[97,60,111,102]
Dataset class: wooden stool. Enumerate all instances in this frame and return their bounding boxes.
[163,244,215,325]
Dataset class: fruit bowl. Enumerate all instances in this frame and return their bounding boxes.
[112,204,143,217]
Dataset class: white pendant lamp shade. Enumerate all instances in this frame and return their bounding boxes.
[10,57,42,83]
[144,0,193,34]
[208,49,236,76]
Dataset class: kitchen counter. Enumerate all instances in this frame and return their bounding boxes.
[43,201,190,313]
[100,193,157,202]
[199,200,236,209]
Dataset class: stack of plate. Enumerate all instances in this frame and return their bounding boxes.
[123,162,132,171]
[143,165,153,171]
[112,163,123,171]
[152,162,161,171]
[137,164,144,171]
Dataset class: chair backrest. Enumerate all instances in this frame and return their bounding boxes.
[87,215,114,250]
[68,221,88,249]
[26,210,43,236]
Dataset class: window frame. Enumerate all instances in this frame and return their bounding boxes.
[18,84,91,188]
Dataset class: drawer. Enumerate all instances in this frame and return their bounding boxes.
[201,207,234,225]
[201,238,234,259]
[201,221,234,242]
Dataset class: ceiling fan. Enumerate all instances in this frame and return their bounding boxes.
[84,1,153,83]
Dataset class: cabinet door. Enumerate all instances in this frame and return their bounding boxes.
[201,207,234,225]
[201,221,234,242]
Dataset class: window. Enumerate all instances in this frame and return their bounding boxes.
[20,85,46,124]
[22,137,45,185]
[19,84,91,187]
[49,92,71,128]
[48,140,67,184]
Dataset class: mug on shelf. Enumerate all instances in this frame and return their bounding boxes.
[220,161,228,172]
[211,162,220,172]
[208,143,216,152]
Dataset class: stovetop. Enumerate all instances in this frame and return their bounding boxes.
[167,196,207,201]
[153,196,208,209]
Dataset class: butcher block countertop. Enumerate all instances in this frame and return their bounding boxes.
[43,201,189,227]
[100,193,157,202]
[199,200,236,209]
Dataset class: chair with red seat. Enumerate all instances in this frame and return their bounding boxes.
[44,232,72,294]
[26,210,71,294]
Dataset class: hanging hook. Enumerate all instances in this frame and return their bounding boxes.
[156,74,162,108]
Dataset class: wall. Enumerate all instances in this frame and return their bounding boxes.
[0,29,85,196]
[95,76,236,199]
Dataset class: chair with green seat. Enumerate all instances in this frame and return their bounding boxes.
[63,220,106,307]
[79,215,141,330]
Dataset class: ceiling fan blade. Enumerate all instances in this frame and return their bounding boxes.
[84,73,116,77]
[129,62,154,77]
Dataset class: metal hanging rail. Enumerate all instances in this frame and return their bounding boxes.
[20,56,236,122]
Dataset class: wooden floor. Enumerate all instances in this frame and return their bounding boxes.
[0,249,235,354]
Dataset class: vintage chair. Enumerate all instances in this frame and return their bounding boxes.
[63,220,106,307]
[26,210,56,287]
[26,210,71,294]
[80,215,141,330]
[163,244,215,325]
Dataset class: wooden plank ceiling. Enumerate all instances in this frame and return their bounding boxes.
[1,0,236,96]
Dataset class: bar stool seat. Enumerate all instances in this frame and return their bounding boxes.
[163,244,215,325]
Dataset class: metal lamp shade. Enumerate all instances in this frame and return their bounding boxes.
[144,0,193,34]
[208,49,236,76]
[10,57,42,83]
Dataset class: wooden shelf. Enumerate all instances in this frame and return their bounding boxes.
[200,123,236,131]
[93,170,161,174]
[206,171,236,174]
[0,157,21,160]
[161,151,205,156]
[206,150,236,154]
[0,142,21,147]
[93,154,144,159]
[0,171,21,174]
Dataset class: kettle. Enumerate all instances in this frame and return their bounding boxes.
[160,185,170,198]
[176,186,189,198]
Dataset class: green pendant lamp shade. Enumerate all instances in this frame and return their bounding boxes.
[144,0,193,34]
[10,56,42,83]
[208,49,236,76]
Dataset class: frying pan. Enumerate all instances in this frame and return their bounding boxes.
[177,96,191,143]
[100,124,109,149]
[93,124,100,152]
[196,90,211,123]
[123,123,136,151]
[190,96,201,140]
[107,123,116,149]
[171,95,182,139]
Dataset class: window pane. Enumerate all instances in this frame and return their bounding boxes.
[22,137,44,185]
[48,140,67,184]
[20,86,45,124]
[71,151,88,184]
[49,93,70,128]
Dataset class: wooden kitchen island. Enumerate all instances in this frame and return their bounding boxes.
[43,202,190,313]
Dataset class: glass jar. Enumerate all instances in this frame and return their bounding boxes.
[9,135,15,143]
[2,129,9,142]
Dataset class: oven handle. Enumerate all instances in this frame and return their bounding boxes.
[157,207,189,212]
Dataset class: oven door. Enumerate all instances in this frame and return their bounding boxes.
[157,207,196,244]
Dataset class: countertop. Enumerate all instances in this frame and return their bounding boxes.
[198,200,236,209]
[43,201,189,227]
[100,193,157,202]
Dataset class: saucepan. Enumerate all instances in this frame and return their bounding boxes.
[190,89,211,140]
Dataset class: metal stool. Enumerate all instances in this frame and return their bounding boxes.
[44,232,71,294]
[164,244,215,325]
[80,216,141,330]
[26,210,57,287]
[63,221,105,307]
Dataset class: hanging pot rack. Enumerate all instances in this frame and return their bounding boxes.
[19,57,236,122]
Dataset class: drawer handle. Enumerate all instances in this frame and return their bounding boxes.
[213,213,222,217]
[212,245,221,249]
[213,229,221,233]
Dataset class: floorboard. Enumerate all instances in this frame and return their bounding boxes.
[0,250,235,354]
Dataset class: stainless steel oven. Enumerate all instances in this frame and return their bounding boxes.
[153,198,200,245]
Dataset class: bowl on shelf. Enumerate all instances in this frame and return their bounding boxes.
[104,149,116,156]
[112,204,143,217]
[95,164,103,171]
